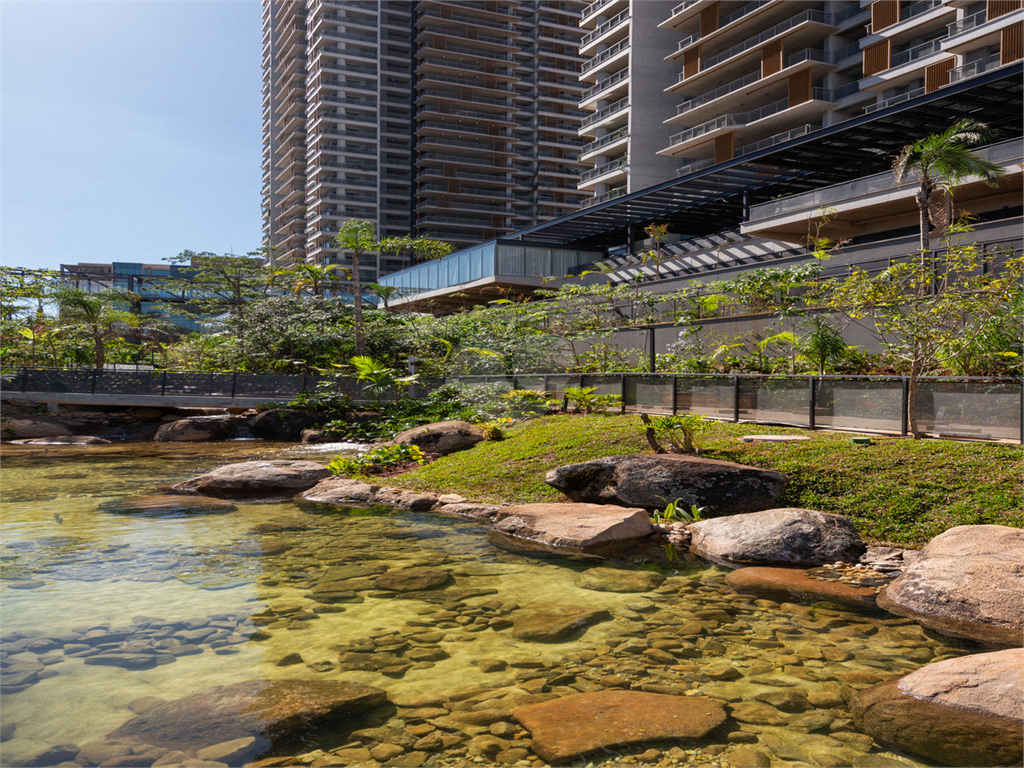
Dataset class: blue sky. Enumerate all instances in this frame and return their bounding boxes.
[1,0,263,271]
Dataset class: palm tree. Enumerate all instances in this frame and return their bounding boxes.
[288,263,342,298]
[893,118,1005,253]
[366,283,401,312]
[52,287,140,369]
[334,219,450,355]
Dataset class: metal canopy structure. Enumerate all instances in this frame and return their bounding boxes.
[510,64,1024,251]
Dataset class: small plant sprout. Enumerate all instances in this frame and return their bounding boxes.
[639,413,709,454]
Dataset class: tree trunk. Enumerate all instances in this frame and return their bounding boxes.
[94,334,106,370]
[907,359,921,439]
[639,414,665,453]
[352,251,365,356]
[917,184,932,253]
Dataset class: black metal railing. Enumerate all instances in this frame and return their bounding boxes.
[4,369,1020,443]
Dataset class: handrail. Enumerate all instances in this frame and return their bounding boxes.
[580,96,629,127]
[700,9,833,72]
[580,186,626,207]
[580,8,629,47]
[948,53,1005,83]
[581,38,629,73]
[579,156,627,182]
[580,67,630,100]
[890,37,946,67]
[581,126,629,155]
[948,9,986,36]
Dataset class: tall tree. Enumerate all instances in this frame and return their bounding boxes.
[333,220,449,355]
[893,118,1005,253]
[52,287,141,370]
[156,251,278,324]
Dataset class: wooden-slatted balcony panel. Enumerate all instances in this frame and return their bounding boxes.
[863,39,891,76]
[925,58,956,92]
[1001,21,1024,64]
[871,0,899,32]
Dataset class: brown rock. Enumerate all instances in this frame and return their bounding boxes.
[154,418,236,442]
[876,525,1023,648]
[513,691,726,762]
[390,420,484,456]
[300,478,380,506]
[2,415,76,440]
[437,503,501,520]
[12,434,112,445]
[492,503,653,553]
[849,648,1023,767]
[725,567,877,609]
[170,461,330,499]
[512,605,611,642]
[688,508,865,567]
[544,454,787,514]
[727,748,771,767]
[249,410,325,442]
[727,701,790,726]
[107,680,386,753]
[575,567,665,593]
[373,567,450,592]
[196,737,259,763]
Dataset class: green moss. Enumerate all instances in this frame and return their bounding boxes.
[384,414,1023,547]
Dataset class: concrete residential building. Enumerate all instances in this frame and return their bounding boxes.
[576,0,1023,200]
[261,0,592,279]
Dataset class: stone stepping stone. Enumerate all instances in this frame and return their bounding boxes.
[725,566,878,609]
[513,691,726,762]
[741,435,811,443]
[511,606,610,642]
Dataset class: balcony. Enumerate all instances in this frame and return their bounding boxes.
[581,0,628,26]
[670,1,772,55]
[580,126,628,156]
[948,53,1007,84]
[580,38,629,74]
[418,8,512,32]
[580,96,629,128]
[579,156,626,183]
[580,8,629,49]
[674,70,760,118]
[890,37,946,68]
[580,66,629,101]
[867,0,944,33]
[580,186,626,207]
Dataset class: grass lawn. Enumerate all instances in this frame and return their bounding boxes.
[382,414,1023,548]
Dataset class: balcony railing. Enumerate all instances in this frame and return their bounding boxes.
[864,86,925,113]
[417,56,511,76]
[581,38,630,73]
[580,96,629,127]
[580,186,626,207]
[675,70,760,116]
[902,0,943,22]
[580,126,629,155]
[419,88,510,106]
[833,2,868,24]
[580,8,629,47]
[699,9,833,72]
[669,0,699,17]
[580,67,630,101]
[579,156,627,182]
[948,53,1006,83]
[890,37,946,67]
[418,8,513,32]
[675,157,714,177]
[735,122,819,157]
[417,73,513,91]
[667,97,790,147]
[947,9,987,36]
[582,0,623,22]
[832,42,861,62]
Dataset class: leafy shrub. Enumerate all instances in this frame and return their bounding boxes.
[564,386,622,414]
[477,417,513,441]
[644,413,709,454]
[288,380,353,415]
[328,444,426,476]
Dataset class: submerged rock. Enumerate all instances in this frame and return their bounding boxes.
[389,420,484,456]
[299,477,439,511]
[171,461,330,499]
[373,567,451,592]
[544,454,787,514]
[11,435,111,445]
[491,503,653,553]
[876,524,1023,648]
[725,566,877,609]
[107,679,387,755]
[850,648,1024,767]
[99,495,237,517]
[575,567,665,593]
[688,508,865,567]
[511,605,610,642]
[154,418,235,443]
[513,691,726,762]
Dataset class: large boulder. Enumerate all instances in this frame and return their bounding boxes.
[390,420,484,456]
[249,409,326,442]
[544,454,787,514]
[1,415,76,440]
[688,508,865,568]
[99,495,237,517]
[850,648,1023,767]
[171,460,331,499]
[154,417,235,442]
[491,503,654,554]
[876,525,1023,648]
[107,680,387,757]
[513,691,727,762]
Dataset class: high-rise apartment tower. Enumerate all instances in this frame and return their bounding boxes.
[261,0,592,278]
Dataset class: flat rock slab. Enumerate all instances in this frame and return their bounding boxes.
[108,680,386,755]
[155,418,236,442]
[725,567,877,609]
[373,567,451,592]
[876,524,1023,648]
[689,508,865,567]
[171,461,331,499]
[512,606,611,642]
[741,435,811,443]
[513,691,726,762]
[11,435,112,445]
[850,648,1023,767]
[492,503,653,552]
[99,495,237,518]
[575,567,665,593]
[545,454,787,514]
[299,478,439,512]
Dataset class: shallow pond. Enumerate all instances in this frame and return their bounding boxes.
[0,442,978,768]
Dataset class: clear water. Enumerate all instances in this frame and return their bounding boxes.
[0,443,975,767]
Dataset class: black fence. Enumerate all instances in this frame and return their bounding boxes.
[3,368,1021,443]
